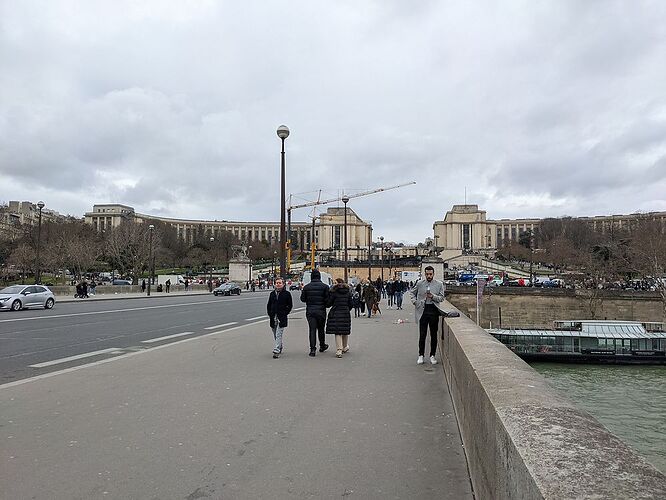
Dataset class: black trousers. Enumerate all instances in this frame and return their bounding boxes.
[306,312,326,349]
[418,306,440,356]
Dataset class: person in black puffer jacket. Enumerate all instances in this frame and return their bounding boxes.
[326,278,354,358]
[300,269,330,356]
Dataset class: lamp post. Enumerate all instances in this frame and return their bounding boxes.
[380,236,384,282]
[367,225,372,280]
[147,224,154,296]
[277,125,290,278]
[272,250,277,283]
[209,237,215,284]
[35,201,45,284]
[342,195,349,283]
[248,245,253,286]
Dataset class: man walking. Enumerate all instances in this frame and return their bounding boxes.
[267,278,293,359]
[362,280,379,317]
[408,266,445,365]
[394,278,405,309]
[300,269,330,356]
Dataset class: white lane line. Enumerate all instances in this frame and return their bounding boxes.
[1,319,268,389]
[141,332,194,344]
[29,348,123,368]
[0,296,265,324]
[245,316,266,321]
[204,322,238,330]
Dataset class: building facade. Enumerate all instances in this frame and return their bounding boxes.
[433,204,666,261]
[0,201,69,240]
[84,204,372,256]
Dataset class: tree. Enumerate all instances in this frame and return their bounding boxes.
[627,215,666,321]
[105,221,154,284]
[7,244,35,284]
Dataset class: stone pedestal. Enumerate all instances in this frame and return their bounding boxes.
[229,260,253,283]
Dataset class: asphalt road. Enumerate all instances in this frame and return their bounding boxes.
[0,291,299,384]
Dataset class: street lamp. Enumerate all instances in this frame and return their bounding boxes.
[367,224,372,280]
[147,224,154,296]
[277,124,289,278]
[272,250,277,282]
[380,236,384,282]
[248,245,253,286]
[209,237,215,284]
[35,201,45,284]
[342,195,349,283]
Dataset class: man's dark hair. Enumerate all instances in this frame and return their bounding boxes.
[424,265,435,272]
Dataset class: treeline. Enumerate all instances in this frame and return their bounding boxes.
[0,219,282,284]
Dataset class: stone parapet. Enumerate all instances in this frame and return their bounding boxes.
[437,300,666,499]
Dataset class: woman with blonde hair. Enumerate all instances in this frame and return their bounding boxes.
[326,278,354,357]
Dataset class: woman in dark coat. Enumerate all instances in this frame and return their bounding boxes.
[326,278,354,358]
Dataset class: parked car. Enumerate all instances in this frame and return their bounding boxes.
[0,285,56,311]
[112,279,132,285]
[213,282,241,296]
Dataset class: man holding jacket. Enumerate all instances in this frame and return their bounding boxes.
[408,266,445,365]
[267,278,293,359]
[300,269,330,356]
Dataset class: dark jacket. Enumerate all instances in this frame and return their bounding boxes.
[267,288,293,328]
[300,277,329,317]
[362,283,379,305]
[325,283,353,335]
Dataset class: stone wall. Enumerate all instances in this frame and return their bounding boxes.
[438,300,666,499]
[446,287,664,328]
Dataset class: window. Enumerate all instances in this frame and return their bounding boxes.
[462,224,471,249]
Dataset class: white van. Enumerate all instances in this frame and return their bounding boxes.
[302,270,334,287]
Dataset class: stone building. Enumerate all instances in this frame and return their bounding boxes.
[84,204,372,256]
[0,201,69,240]
[433,204,666,261]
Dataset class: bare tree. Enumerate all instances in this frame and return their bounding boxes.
[8,244,35,284]
[105,221,153,284]
[628,215,666,321]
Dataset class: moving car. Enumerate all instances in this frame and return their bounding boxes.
[213,282,241,296]
[0,285,56,311]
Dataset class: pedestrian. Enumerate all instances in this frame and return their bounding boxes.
[208,279,213,293]
[352,288,361,317]
[394,278,405,309]
[89,280,97,296]
[267,278,293,359]
[362,281,379,318]
[81,280,89,298]
[299,269,330,356]
[408,266,445,365]
[165,279,171,293]
[141,279,146,293]
[386,280,394,308]
[326,278,353,358]
[184,279,189,292]
[356,282,365,315]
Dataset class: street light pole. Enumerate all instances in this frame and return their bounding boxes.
[209,237,214,283]
[35,201,45,284]
[272,250,277,283]
[380,236,384,282]
[248,245,253,285]
[342,196,349,283]
[367,225,372,280]
[277,125,290,278]
[147,224,154,296]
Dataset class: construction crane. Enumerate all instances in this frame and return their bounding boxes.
[285,181,417,271]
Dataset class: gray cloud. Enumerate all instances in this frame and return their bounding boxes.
[1,0,665,242]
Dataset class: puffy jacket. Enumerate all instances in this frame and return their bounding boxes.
[325,283,353,335]
[267,288,293,328]
[300,277,329,316]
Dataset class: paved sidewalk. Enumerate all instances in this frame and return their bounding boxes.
[1,305,472,499]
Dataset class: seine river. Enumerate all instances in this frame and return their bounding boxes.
[532,363,666,474]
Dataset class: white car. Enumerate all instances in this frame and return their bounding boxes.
[0,285,56,311]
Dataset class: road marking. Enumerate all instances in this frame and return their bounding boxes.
[204,322,238,330]
[1,319,268,389]
[29,348,123,368]
[0,296,264,324]
[141,332,194,343]
[245,316,266,321]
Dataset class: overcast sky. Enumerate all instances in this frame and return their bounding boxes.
[1,1,665,243]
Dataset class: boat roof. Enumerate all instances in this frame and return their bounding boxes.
[488,326,666,340]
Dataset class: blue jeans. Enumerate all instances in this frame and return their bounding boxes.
[272,325,285,353]
[395,292,403,309]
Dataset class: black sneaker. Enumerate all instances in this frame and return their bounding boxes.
[272,352,279,359]
[319,344,329,353]
[309,349,316,357]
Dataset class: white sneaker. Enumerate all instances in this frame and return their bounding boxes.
[430,356,438,365]
[417,355,424,365]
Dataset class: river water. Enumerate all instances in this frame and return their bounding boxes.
[531,363,666,474]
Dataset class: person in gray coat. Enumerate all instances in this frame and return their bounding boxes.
[407,266,445,365]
